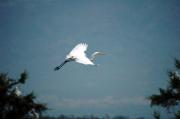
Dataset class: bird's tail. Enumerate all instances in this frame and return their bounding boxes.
[54,59,71,71]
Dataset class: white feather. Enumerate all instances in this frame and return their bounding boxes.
[66,43,94,65]
[67,43,88,59]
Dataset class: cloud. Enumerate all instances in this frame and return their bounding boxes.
[40,95,149,109]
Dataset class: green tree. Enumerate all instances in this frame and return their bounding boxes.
[148,59,180,119]
[0,71,47,119]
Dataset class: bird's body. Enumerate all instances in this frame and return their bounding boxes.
[54,43,104,70]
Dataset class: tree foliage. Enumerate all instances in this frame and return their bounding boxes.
[0,71,47,119]
[148,59,180,119]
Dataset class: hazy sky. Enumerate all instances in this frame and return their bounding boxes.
[0,0,180,118]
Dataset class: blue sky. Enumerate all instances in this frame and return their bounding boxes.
[0,0,180,118]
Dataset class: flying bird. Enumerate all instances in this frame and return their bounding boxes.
[54,43,104,70]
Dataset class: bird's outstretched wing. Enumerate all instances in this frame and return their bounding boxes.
[68,43,88,58]
[54,59,71,71]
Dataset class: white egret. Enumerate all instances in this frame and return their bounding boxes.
[54,43,104,70]
[13,87,21,96]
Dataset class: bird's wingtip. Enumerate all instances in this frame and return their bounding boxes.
[79,43,88,47]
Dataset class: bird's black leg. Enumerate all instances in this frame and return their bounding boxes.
[54,59,71,71]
